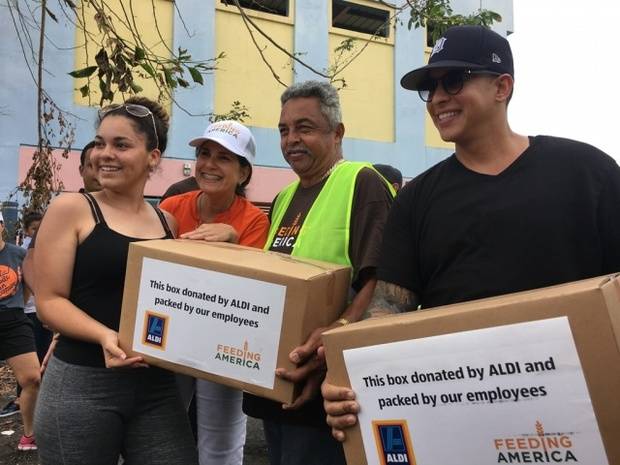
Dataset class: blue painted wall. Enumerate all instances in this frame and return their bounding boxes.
[0,0,512,201]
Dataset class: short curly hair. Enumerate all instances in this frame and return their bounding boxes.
[280,81,342,129]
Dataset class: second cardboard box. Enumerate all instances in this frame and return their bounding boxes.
[323,275,620,465]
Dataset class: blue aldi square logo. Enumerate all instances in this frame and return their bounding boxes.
[143,311,168,350]
[372,420,416,465]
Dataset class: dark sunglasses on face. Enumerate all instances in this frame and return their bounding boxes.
[98,103,160,150]
[418,69,502,102]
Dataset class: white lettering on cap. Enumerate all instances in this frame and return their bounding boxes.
[430,37,447,58]
[208,122,240,138]
[492,52,502,63]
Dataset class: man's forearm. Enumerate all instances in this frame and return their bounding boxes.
[339,276,377,323]
[363,280,418,319]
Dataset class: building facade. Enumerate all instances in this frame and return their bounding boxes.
[0,0,513,209]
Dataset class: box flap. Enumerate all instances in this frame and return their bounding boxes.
[131,240,349,280]
[324,274,617,338]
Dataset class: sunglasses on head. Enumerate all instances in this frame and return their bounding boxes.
[418,69,502,102]
[98,103,160,150]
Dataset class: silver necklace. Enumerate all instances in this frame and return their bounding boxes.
[319,158,344,182]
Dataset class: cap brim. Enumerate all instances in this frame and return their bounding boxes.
[400,60,486,90]
[188,137,207,148]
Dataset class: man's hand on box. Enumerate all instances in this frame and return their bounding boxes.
[281,368,325,410]
[322,380,360,442]
[100,330,148,369]
[180,223,239,243]
[275,324,331,409]
[290,324,329,367]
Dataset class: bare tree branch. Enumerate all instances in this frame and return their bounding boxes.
[229,0,330,79]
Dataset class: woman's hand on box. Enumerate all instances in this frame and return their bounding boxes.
[322,381,360,442]
[100,330,148,369]
[180,223,239,243]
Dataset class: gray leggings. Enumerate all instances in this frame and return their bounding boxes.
[34,356,198,465]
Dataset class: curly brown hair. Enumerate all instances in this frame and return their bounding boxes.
[98,96,170,153]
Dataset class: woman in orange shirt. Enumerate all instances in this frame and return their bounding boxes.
[160,120,268,465]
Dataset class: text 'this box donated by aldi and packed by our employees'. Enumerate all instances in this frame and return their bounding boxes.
[119,239,350,403]
[323,274,620,465]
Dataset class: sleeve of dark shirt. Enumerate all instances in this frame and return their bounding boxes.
[349,167,394,289]
[377,179,419,294]
[598,159,620,274]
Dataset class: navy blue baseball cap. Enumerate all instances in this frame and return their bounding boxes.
[401,25,513,90]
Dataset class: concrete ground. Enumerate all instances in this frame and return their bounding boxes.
[0,363,269,465]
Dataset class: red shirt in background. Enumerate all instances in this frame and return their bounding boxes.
[160,190,269,248]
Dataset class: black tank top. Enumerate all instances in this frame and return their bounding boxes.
[55,192,174,367]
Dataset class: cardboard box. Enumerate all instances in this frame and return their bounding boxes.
[119,239,350,403]
[323,275,620,465]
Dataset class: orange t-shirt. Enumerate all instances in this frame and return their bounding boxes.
[160,190,269,248]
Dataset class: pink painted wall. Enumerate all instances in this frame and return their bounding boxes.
[18,145,297,203]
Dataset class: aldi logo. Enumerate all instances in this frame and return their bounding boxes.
[143,311,169,350]
[373,420,416,465]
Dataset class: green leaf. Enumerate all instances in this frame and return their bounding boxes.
[188,67,204,85]
[178,78,190,88]
[140,63,156,78]
[68,66,98,78]
[130,82,143,93]
[163,68,176,88]
[134,47,146,61]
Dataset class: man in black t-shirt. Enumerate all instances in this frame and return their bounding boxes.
[322,25,620,441]
[242,81,393,465]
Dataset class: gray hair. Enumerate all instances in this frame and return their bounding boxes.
[280,80,342,129]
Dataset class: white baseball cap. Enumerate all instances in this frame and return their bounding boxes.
[189,120,256,164]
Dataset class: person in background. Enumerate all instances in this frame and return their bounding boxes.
[322,25,620,441]
[373,164,403,192]
[20,212,42,250]
[21,141,103,376]
[0,210,45,419]
[20,212,50,363]
[33,97,198,465]
[160,176,199,202]
[242,80,393,465]
[3,139,104,419]
[160,120,269,465]
[0,212,40,451]
[78,140,103,193]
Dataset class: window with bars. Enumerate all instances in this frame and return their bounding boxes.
[220,0,289,17]
[332,1,390,38]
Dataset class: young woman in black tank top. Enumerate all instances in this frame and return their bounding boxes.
[33,97,198,465]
